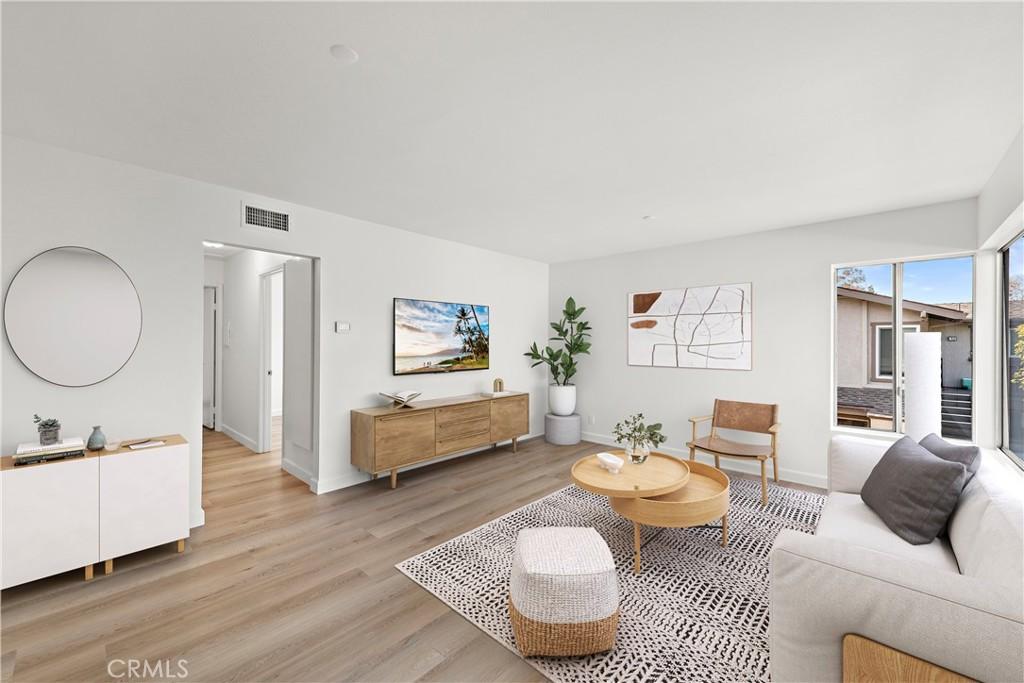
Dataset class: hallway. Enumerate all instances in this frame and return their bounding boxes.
[201,417,295,514]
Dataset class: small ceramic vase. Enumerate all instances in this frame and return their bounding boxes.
[87,426,107,451]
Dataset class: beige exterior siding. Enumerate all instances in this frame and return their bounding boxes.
[836,297,867,387]
[836,299,931,388]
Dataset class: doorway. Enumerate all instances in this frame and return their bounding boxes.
[201,242,320,490]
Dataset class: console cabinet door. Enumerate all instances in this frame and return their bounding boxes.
[375,412,435,469]
[1,458,100,589]
[490,395,529,442]
[99,444,189,561]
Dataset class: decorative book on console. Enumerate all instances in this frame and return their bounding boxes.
[379,390,421,407]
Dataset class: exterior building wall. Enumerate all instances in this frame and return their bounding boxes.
[836,298,867,387]
[934,321,973,388]
[837,295,973,423]
[836,299,930,388]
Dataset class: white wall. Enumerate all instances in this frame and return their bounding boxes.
[974,129,1023,448]
[549,199,978,488]
[978,128,1023,248]
[219,249,290,450]
[2,135,550,526]
[203,256,224,287]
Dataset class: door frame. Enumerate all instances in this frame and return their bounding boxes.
[203,285,224,431]
[258,266,285,454]
[199,241,321,495]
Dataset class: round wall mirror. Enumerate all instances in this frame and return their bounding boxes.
[4,246,142,387]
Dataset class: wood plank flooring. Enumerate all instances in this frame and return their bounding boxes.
[1,429,820,682]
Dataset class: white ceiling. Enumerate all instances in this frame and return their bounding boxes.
[4,2,1021,263]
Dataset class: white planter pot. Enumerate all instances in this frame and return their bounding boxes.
[549,384,577,416]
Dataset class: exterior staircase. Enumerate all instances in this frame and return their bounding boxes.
[941,388,972,440]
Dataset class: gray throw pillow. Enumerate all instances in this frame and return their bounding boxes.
[861,436,968,545]
[919,433,981,484]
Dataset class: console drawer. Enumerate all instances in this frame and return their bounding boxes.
[436,402,489,426]
[435,429,491,456]
[437,416,491,441]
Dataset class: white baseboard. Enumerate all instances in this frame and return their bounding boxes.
[220,423,258,453]
[312,473,348,494]
[581,431,828,490]
[282,458,315,487]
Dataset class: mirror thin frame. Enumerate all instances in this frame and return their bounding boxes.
[3,246,143,387]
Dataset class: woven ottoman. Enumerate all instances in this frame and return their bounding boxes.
[509,527,619,657]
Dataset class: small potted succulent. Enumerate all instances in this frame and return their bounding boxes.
[33,414,61,446]
[613,413,667,464]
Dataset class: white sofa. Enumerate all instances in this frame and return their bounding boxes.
[769,434,1024,682]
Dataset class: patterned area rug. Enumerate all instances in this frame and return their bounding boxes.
[397,478,826,683]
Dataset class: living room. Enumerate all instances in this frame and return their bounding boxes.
[1,2,1021,682]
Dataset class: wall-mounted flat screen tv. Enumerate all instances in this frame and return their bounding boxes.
[394,298,490,375]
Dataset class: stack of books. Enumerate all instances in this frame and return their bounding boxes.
[14,437,86,466]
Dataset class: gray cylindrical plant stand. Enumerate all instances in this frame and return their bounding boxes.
[545,413,582,446]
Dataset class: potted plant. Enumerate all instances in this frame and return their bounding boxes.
[525,297,591,416]
[33,414,61,446]
[612,413,667,464]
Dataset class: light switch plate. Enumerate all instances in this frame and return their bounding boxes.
[335,321,351,333]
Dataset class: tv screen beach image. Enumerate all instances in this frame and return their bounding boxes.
[394,298,490,374]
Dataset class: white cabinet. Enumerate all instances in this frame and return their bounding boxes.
[100,442,189,561]
[1,456,100,588]
[1,435,189,589]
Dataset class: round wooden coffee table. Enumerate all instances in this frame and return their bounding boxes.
[571,451,690,499]
[572,450,729,573]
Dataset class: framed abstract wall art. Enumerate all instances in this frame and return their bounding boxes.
[627,283,752,370]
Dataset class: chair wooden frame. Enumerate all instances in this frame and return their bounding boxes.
[686,400,780,506]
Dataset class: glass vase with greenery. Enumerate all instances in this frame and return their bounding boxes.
[612,413,667,464]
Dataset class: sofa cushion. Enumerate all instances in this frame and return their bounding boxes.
[860,436,967,545]
[828,434,890,494]
[948,453,1024,590]
[919,433,981,483]
[816,491,960,573]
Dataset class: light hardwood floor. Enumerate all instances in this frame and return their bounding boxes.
[1,429,820,682]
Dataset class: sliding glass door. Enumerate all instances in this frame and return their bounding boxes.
[1003,233,1023,461]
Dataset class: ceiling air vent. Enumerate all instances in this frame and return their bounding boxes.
[242,203,290,232]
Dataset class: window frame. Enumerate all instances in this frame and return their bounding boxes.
[833,254,975,439]
[872,323,921,382]
[1000,229,1024,467]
